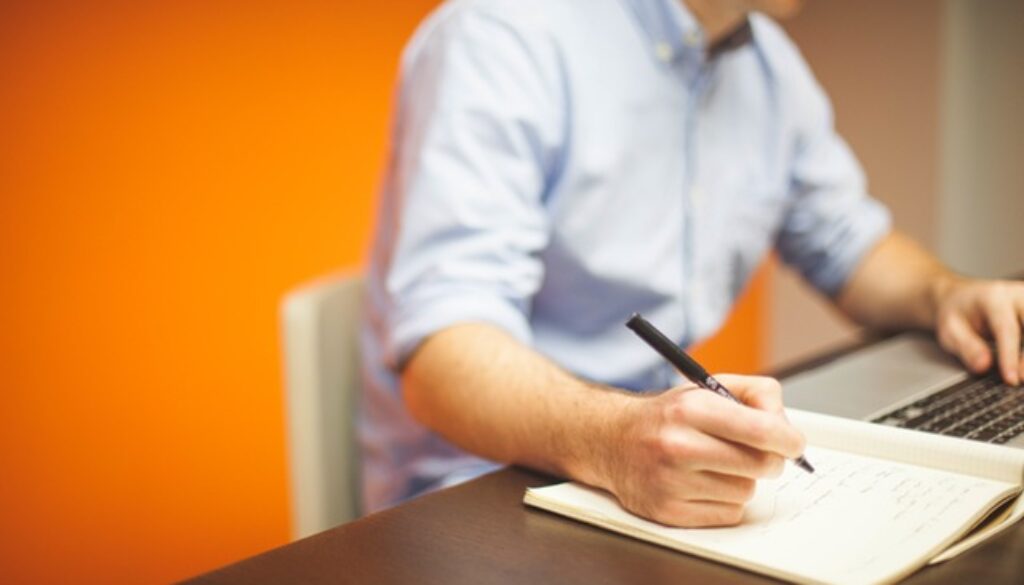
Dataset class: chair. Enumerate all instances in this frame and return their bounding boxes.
[280,273,364,540]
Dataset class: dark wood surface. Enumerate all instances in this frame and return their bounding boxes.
[185,328,1024,584]
[185,465,1024,585]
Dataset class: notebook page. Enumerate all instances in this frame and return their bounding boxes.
[929,495,1024,563]
[526,446,1018,585]
[789,409,1024,564]
[787,408,1024,484]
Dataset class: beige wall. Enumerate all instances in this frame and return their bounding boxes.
[767,0,1024,370]
[769,0,943,368]
[940,0,1024,278]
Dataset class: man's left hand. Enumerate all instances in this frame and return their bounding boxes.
[934,277,1024,385]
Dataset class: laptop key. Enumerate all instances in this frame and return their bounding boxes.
[872,374,1024,445]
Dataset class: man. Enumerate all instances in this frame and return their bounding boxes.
[359,0,1024,526]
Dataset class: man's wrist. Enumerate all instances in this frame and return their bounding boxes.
[926,269,967,328]
[561,385,639,491]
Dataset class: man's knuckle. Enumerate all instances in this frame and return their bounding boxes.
[665,401,687,423]
[938,312,957,331]
[936,327,955,350]
[751,452,776,477]
[652,428,673,452]
[660,433,694,460]
[750,376,781,400]
[994,317,1017,335]
[724,504,745,525]
[942,324,963,344]
[641,429,670,461]
[737,479,757,502]
[682,393,715,421]
[653,501,693,527]
[983,285,1006,304]
[748,417,772,445]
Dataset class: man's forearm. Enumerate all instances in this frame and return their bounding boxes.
[401,322,631,488]
[836,231,959,330]
[838,230,1024,384]
[401,321,807,526]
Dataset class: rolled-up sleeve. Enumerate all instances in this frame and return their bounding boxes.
[775,63,892,297]
[375,7,565,370]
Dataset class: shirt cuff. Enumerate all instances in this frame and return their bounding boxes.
[809,199,892,296]
[386,293,533,370]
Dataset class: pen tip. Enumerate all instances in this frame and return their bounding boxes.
[795,457,815,474]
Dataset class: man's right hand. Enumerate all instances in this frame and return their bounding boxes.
[402,325,805,528]
[597,375,806,527]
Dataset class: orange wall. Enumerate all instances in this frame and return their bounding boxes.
[0,1,765,583]
[0,1,438,582]
[691,261,770,375]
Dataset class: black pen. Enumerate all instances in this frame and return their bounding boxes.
[626,312,815,474]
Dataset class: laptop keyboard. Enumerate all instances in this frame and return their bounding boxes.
[872,375,1024,444]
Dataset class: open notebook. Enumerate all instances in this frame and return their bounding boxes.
[524,409,1024,585]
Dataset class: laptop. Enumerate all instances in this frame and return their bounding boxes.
[782,332,1024,448]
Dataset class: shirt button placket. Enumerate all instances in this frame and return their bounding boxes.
[681,55,712,349]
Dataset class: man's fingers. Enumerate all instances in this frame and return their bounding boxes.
[670,394,805,461]
[645,499,745,528]
[660,426,787,479]
[715,374,784,414]
[984,298,1021,385]
[939,313,992,373]
[654,469,757,505]
[694,439,787,479]
[696,472,758,504]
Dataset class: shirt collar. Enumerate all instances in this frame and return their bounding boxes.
[624,0,755,65]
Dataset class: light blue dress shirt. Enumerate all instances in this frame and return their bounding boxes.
[359,0,891,512]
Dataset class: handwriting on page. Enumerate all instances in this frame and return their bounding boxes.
[686,446,1007,580]
[751,455,972,530]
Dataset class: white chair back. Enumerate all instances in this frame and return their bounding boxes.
[280,274,363,539]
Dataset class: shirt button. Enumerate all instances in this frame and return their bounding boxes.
[655,42,673,62]
[684,29,701,47]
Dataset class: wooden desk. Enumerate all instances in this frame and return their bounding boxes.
[185,465,1024,584]
[186,335,1024,584]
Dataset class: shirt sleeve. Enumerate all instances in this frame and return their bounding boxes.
[774,56,892,297]
[373,7,565,370]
